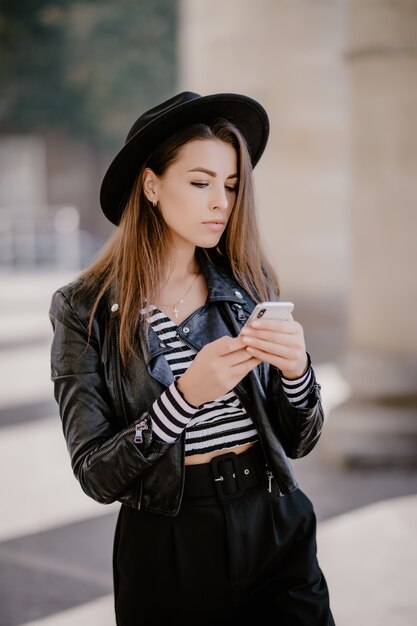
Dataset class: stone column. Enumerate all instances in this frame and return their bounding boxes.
[324,0,417,466]
[179,0,349,304]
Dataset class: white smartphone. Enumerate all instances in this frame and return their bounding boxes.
[245,301,294,326]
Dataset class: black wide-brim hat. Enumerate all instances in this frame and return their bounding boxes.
[100,91,269,225]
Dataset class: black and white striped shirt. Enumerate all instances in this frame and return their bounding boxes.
[144,306,315,456]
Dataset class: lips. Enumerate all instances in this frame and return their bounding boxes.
[202,221,226,232]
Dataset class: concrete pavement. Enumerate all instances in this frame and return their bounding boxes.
[1,269,416,626]
[318,494,417,626]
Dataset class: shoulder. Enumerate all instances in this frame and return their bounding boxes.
[49,276,106,330]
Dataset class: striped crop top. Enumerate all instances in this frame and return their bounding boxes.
[144,306,315,457]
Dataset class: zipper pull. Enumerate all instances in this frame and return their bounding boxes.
[232,303,247,323]
[134,419,148,444]
[266,470,273,493]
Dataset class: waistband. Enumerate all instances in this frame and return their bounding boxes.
[183,444,268,502]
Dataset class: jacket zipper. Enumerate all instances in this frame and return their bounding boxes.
[114,319,129,427]
[87,418,149,467]
[134,420,148,510]
[231,302,248,323]
[266,469,273,493]
[175,331,197,354]
[114,308,148,508]
[88,424,136,466]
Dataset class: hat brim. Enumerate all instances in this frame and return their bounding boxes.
[100,93,269,225]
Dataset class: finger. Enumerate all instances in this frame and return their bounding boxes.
[241,328,299,345]
[241,335,296,359]
[223,347,258,366]
[244,345,290,370]
[245,318,297,334]
[232,355,262,376]
[212,335,247,355]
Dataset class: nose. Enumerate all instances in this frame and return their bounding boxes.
[211,183,229,211]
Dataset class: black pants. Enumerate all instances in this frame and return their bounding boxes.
[113,446,335,626]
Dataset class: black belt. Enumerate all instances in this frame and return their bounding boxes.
[183,445,267,502]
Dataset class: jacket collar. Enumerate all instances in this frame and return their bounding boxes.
[138,250,254,367]
[196,248,252,307]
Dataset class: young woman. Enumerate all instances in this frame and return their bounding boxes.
[50,91,335,626]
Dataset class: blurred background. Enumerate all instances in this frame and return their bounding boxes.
[0,1,416,625]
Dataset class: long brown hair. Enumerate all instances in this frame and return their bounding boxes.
[80,119,279,362]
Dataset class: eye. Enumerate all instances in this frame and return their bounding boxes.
[191,182,209,188]
[226,185,237,193]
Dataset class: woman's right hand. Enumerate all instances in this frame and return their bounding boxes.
[176,336,261,407]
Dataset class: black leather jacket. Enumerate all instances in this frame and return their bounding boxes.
[49,256,324,516]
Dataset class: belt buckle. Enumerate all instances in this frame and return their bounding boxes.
[210,452,245,502]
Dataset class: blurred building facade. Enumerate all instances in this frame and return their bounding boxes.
[0,0,178,267]
[0,134,104,269]
[179,0,417,466]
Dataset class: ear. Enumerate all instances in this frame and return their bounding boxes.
[142,168,160,204]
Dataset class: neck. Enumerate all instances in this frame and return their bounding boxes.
[164,243,199,282]
[156,245,203,319]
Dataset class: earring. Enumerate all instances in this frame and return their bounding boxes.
[152,199,157,207]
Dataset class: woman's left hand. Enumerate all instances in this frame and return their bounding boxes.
[239,317,308,379]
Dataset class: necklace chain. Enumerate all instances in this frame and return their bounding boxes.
[159,272,200,319]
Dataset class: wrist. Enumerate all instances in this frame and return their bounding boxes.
[281,355,309,380]
[176,376,201,409]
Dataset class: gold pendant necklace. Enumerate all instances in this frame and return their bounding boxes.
[159,272,200,319]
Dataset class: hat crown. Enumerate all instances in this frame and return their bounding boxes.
[126,91,201,143]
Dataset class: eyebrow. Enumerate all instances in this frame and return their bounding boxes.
[187,167,238,180]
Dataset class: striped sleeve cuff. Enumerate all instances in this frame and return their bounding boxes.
[149,382,199,443]
[281,366,315,408]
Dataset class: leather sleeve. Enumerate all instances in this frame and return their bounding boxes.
[49,289,168,505]
[265,360,325,459]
